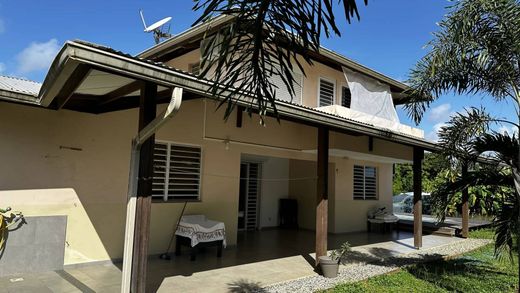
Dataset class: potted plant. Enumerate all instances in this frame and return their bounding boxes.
[318,242,351,278]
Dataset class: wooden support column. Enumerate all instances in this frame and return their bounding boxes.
[461,164,469,238]
[316,127,329,265]
[131,82,157,293]
[413,146,423,249]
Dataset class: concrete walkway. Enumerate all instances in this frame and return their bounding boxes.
[0,231,466,292]
[266,238,492,292]
[155,233,463,293]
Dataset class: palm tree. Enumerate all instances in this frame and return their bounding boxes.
[192,0,367,120]
[405,0,520,287]
[406,0,520,122]
[431,108,518,259]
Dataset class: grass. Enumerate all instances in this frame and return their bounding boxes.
[327,229,518,293]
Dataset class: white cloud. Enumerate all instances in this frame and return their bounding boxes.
[498,125,518,136]
[426,122,446,142]
[428,103,452,122]
[16,39,60,74]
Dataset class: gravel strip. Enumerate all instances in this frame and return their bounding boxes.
[264,238,491,293]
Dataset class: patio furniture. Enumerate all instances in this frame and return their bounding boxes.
[174,215,226,261]
[367,218,398,233]
[367,207,399,233]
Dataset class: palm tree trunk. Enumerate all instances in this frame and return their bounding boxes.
[517,155,520,292]
[516,93,520,292]
[516,170,520,291]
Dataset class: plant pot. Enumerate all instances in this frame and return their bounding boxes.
[318,256,339,278]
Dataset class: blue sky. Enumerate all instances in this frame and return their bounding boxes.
[0,0,516,139]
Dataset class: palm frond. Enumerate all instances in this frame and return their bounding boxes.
[473,132,519,169]
[431,164,515,221]
[404,0,520,123]
[192,0,367,120]
[435,107,492,164]
[494,197,518,260]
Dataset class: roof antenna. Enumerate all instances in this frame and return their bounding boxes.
[139,9,173,44]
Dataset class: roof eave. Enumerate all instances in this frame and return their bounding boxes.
[138,14,234,60]
[39,41,437,151]
[137,15,411,95]
[0,89,40,105]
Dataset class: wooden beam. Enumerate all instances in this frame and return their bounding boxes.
[131,82,157,293]
[51,64,91,109]
[94,89,190,114]
[413,146,423,249]
[316,127,329,265]
[368,136,374,152]
[98,81,143,106]
[461,164,469,238]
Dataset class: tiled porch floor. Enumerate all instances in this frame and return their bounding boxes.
[0,229,463,293]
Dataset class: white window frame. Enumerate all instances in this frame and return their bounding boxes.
[152,140,203,202]
[353,165,378,200]
[317,77,336,107]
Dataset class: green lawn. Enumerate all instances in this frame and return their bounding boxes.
[327,229,518,293]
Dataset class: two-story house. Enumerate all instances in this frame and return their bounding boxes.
[0,14,436,288]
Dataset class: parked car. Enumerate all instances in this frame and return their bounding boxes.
[393,192,432,215]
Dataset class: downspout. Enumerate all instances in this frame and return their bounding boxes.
[121,87,183,293]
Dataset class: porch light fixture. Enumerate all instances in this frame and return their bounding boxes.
[224,138,230,150]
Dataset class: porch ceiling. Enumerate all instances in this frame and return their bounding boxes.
[32,40,438,151]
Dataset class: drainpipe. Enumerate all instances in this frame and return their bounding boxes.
[121,87,183,293]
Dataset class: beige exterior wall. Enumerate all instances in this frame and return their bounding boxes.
[288,157,394,234]
[288,160,336,232]
[0,90,412,265]
[332,158,394,233]
[166,49,369,109]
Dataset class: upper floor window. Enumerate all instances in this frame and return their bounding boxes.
[341,86,352,108]
[200,33,223,62]
[152,141,202,202]
[353,165,377,200]
[189,62,201,76]
[272,70,303,104]
[319,78,335,107]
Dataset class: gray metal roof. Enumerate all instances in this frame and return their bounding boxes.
[0,75,41,104]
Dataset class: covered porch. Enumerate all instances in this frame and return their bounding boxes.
[28,40,474,292]
[0,229,464,292]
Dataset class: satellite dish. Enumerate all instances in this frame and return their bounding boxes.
[145,17,172,32]
[139,10,173,44]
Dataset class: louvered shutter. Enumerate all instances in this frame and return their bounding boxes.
[271,71,303,104]
[152,142,169,199]
[341,86,352,108]
[152,142,201,201]
[364,167,377,200]
[319,79,335,106]
[190,63,200,75]
[353,165,378,200]
[353,165,365,200]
